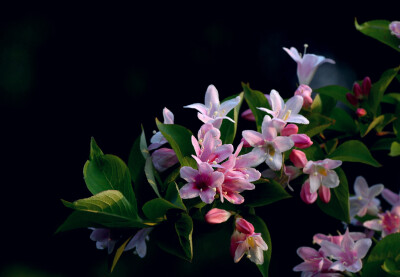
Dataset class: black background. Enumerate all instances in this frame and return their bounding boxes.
[1,3,400,276]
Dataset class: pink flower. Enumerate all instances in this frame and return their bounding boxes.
[320,229,372,273]
[364,206,400,238]
[313,232,366,246]
[125,228,153,258]
[290,149,308,168]
[205,208,232,224]
[294,84,313,108]
[151,148,179,172]
[300,180,318,204]
[356,108,367,118]
[280,124,298,136]
[303,159,342,194]
[179,162,224,204]
[291,134,313,149]
[231,218,269,265]
[346,92,358,106]
[184,84,241,128]
[283,46,335,85]
[382,188,400,208]
[389,21,400,39]
[293,247,337,276]
[148,107,174,151]
[349,176,383,218]
[242,115,294,171]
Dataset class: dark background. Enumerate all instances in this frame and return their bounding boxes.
[1,3,400,276]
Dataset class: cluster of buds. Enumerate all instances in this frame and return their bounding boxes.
[346,77,371,117]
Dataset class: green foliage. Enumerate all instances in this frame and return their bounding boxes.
[382,93,400,104]
[243,83,270,132]
[156,119,195,167]
[328,140,381,167]
[243,179,291,207]
[315,85,355,110]
[110,236,132,273]
[360,115,385,137]
[355,19,400,52]
[311,93,337,116]
[317,168,350,223]
[363,233,400,277]
[302,142,325,161]
[220,92,244,144]
[298,111,334,138]
[389,141,400,157]
[84,138,137,207]
[128,133,146,185]
[165,182,186,210]
[142,198,186,220]
[144,157,162,197]
[371,138,397,151]
[329,108,358,134]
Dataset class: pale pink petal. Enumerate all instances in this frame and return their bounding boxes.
[303,160,314,174]
[184,103,208,114]
[179,183,200,199]
[322,170,340,188]
[329,261,346,272]
[236,150,266,168]
[180,166,198,182]
[286,114,310,124]
[319,185,331,203]
[148,141,165,151]
[198,162,215,176]
[354,176,368,197]
[205,208,232,224]
[368,184,384,199]
[354,238,372,259]
[213,144,234,163]
[242,130,264,147]
[249,245,264,264]
[199,188,217,204]
[205,84,220,112]
[301,180,318,204]
[230,230,246,258]
[223,190,245,204]
[323,159,342,170]
[254,236,268,251]
[243,168,261,182]
[234,241,248,263]
[197,123,214,141]
[266,150,282,171]
[346,260,362,273]
[219,96,241,117]
[257,107,275,117]
[283,47,302,62]
[382,188,400,206]
[191,136,201,156]
[298,54,322,85]
[285,95,304,115]
[163,107,174,124]
[309,175,321,193]
[151,148,179,172]
[209,171,225,188]
[197,112,214,124]
[363,219,383,231]
[273,136,294,152]
[296,246,320,260]
[320,240,343,258]
[211,118,223,129]
[269,89,284,113]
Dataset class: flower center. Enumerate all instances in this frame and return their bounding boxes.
[247,236,256,248]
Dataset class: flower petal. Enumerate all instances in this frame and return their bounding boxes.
[273,136,294,153]
[242,130,264,147]
[151,148,179,172]
[368,184,384,199]
[283,47,302,62]
[322,170,340,188]
[184,103,208,114]
[285,95,304,115]
[205,84,220,113]
[354,176,368,197]
[269,89,284,114]
[286,114,310,124]
[265,150,282,171]
[354,238,372,259]
[219,96,241,117]
[382,188,400,206]
[199,188,217,204]
[163,107,174,124]
[179,183,199,199]
[180,166,198,182]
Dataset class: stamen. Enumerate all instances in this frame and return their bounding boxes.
[283,110,292,121]
[304,43,309,55]
[152,130,157,134]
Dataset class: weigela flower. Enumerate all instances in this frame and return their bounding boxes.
[283,45,335,85]
[258,90,309,128]
[303,159,342,194]
[313,232,366,246]
[125,227,153,258]
[290,149,308,168]
[320,229,372,273]
[184,84,241,128]
[300,180,318,204]
[364,206,400,238]
[382,188,400,208]
[204,208,232,224]
[89,228,116,254]
[242,115,294,171]
[151,148,179,172]
[231,218,268,265]
[389,21,400,39]
[148,107,174,151]
[179,161,224,204]
[292,247,338,276]
[356,108,367,118]
[349,176,383,218]
[294,84,313,108]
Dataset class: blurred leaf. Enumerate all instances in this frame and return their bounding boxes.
[382,93,400,104]
[394,102,400,140]
[244,179,291,207]
[328,140,381,167]
[368,66,400,116]
[315,85,355,110]
[298,111,334,138]
[165,182,186,210]
[140,126,150,159]
[329,107,357,134]
[144,157,161,197]
[361,115,385,137]
[355,19,400,52]
[156,119,195,166]
[376,114,397,133]
[84,138,137,207]
[324,138,339,155]
[317,168,350,223]
[389,141,400,157]
[220,92,244,144]
[382,258,400,276]
[57,190,148,232]
[371,138,397,151]
[175,213,194,261]
[363,233,400,277]
[164,166,181,186]
[243,83,270,132]
[302,142,325,161]
[128,134,146,185]
[246,215,272,277]
[311,93,337,116]
[110,236,132,273]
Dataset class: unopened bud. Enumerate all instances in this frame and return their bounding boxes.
[356,108,367,118]
[300,180,318,204]
[241,109,256,121]
[362,77,371,97]
[318,185,331,203]
[291,134,313,149]
[235,218,255,235]
[205,208,232,224]
[281,124,298,136]
[294,84,313,108]
[353,83,362,99]
[346,93,358,106]
[290,149,308,168]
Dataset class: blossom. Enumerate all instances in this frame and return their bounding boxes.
[381,188,400,208]
[303,159,342,194]
[148,107,174,151]
[89,228,116,254]
[389,21,400,39]
[356,108,367,117]
[293,247,338,276]
[205,208,232,224]
[300,180,318,204]
[242,115,294,171]
[184,84,241,128]
[179,161,224,204]
[151,148,179,172]
[231,218,268,265]
[283,45,335,85]
[291,134,313,149]
[349,176,383,218]
[290,149,308,168]
[320,229,372,273]
[294,84,313,108]
[125,228,153,258]
[364,206,400,238]
[313,232,366,246]
[257,89,309,128]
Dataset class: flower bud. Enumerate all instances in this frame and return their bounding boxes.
[294,84,313,108]
[300,180,318,204]
[346,93,358,106]
[389,21,400,39]
[241,109,256,121]
[235,218,255,234]
[318,185,331,203]
[362,77,371,97]
[352,83,362,99]
[151,148,179,172]
[356,108,367,118]
[205,208,232,224]
[291,134,313,149]
[281,124,298,136]
[290,149,308,168]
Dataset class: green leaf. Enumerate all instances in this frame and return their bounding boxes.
[382,258,400,276]
[84,138,137,207]
[57,190,149,232]
[311,93,337,116]
[139,126,150,159]
[156,119,195,166]
[315,85,355,110]
[376,114,397,133]
[363,233,400,277]
[144,157,161,197]
[371,138,397,151]
[110,236,132,273]
[328,140,381,167]
[329,107,357,134]
[128,134,146,185]
[389,141,400,157]
[355,19,400,52]
[245,215,272,277]
[368,66,400,116]
[317,168,350,223]
[361,115,385,137]
[142,197,185,220]
[175,213,193,261]
[382,93,400,104]
[302,143,325,161]
[244,179,291,207]
[165,182,186,210]
[219,92,244,144]
[298,111,334,138]
[243,83,270,132]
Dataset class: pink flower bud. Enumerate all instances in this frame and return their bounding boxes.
[389,21,400,39]
[151,148,179,172]
[281,124,298,136]
[352,83,362,99]
[291,134,313,149]
[294,84,313,108]
[240,137,251,148]
[346,93,358,106]
[205,208,232,224]
[241,109,256,121]
[356,108,367,118]
[318,185,331,203]
[290,149,308,168]
[235,218,255,234]
[362,77,371,97]
[300,181,318,204]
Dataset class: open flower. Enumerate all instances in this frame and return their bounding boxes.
[349,176,383,218]
[303,159,342,194]
[89,228,116,254]
[293,247,337,276]
[125,227,153,258]
[364,206,400,238]
[382,188,400,208]
[184,84,241,128]
[283,45,335,85]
